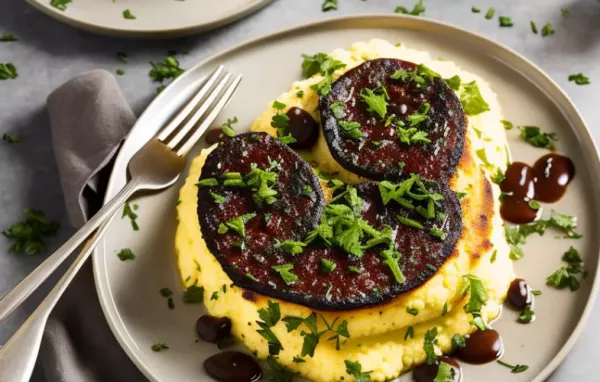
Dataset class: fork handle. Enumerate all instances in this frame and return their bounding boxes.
[0,178,140,322]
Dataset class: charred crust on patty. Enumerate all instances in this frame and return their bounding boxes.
[319,58,466,182]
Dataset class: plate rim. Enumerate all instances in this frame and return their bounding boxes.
[92,13,600,382]
[24,0,274,38]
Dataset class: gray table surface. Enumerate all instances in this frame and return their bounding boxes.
[1,0,599,380]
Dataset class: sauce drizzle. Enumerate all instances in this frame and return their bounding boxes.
[413,356,462,382]
[454,329,504,364]
[203,351,262,382]
[500,153,575,224]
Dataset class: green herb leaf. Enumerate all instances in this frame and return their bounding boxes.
[322,0,338,12]
[451,333,466,351]
[531,21,538,34]
[320,258,337,274]
[50,0,71,11]
[219,213,257,238]
[397,215,424,229]
[0,33,17,42]
[151,343,169,352]
[518,306,535,323]
[360,88,388,119]
[404,326,414,340]
[210,291,219,301]
[463,274,489,313]
[272,264,299,285]
[491,169,505,184]
[344,360,373,382]
[424,327,438,364]
[518,125,557,149]
[484,7,495,19]
[220,117,238,137]
[568,73,590,85]
[460,81,490,115]
[434,361,457,382]
[296,90,304,99]
[256,301,283,355]
[197,178,219,187]
[471,6,480,13]
[123,9,136,19]
[330,101,346,119]
[0,63,18,80]
[3,209,59,255]
[499,16,513,27]
[266,356,293,382]
[561,8,570,18]
[541,23,555,37]
[338,120,364,139]
[500,119,514,130]
[497,360,529,373]
[183,285,204,303]
[274,239,307,255]
[149,56,184,83]
[2,133,21,143]
[444,75,461,91]
[160,287,173,298]
[117,248,135,261]
[406,307,419,316]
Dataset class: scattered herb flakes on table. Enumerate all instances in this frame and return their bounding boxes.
[569,73,590,85]
[3,209,59,255]
[0,33,17,42]
[2,133,21,143]
[117,248,136,261]
[123,9,137,20]
[50,0,71,11]
[0,63,18,80]
[322,0,337,12]
[394,0,426,16]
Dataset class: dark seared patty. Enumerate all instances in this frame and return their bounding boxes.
[320,58,467,181]
[198,135,462,310]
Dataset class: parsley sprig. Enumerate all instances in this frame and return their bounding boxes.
[301,53,346,95]
[518,125,557,149]
[256,301,283,355]
[271,101,296,144]
[282,312,350,356]
[394,0,426,16]
[0,63,18,80]
[546,247,585,291]
[497,360,529,373]
[344,360,372,382]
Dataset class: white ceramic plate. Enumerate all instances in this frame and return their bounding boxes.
[25,0,273,38]
[93,15,600,382]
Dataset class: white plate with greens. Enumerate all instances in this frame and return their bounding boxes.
[26,0,274,38]
[92,14,600,382]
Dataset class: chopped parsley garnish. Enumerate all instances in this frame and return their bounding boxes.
[0,34,17,42]
[451,333,466,351]
[256,301,283,355]
[272,264,299,285]
[546,247,584,291]
[210,192,226,204]
[344,360,372,382]
[246,272,258,282]
[518,125,557,149]
[0,63,18,80]
[568,73,590,85]
[541,23,555,37]
[282,313,349,356]
[406,307,419,316]
[394,0,426,16]
[301,53,346,96]
[444,75,461,91]
[528,200,541,210]
[116,69,125,76]
[338,120,364,139]
[471,6,480,13]
[123,9,136,19]
[500,119,514,130]
[296,90,304,98]
[218,213,256,237]
[322,0,338,12]
[266,356,293,382]
[404,326,414,340]
[330,101,346,119]
[245,166,279,205]
[484,7,495,19]
[397,216,424,229]
[2,133,21,143]
[3,209,59,255]
[423,327,438,364]
[497,360,529,373]
[210,291,219,301]
[302,185,313,197]
[320,258,337,274]
[197,178,219,187]
[360,88,388,119]
[435,361,457,382]
[117,52,128,63]
[441,302,448,316]
[397,126,430,145]
[518,306,535,323]
[270,102,296,144]
[490,249,498,263]
[430,227,447,240]
[475,148,494,169]
[491,169,505,184]
[380,247,406,283]
[531,21,538,34]
[160,288,173,298]
[117,248,135,261]
[220,117,238,137]
[460,81,490,115]
[561,8,570,18]
[183,285,204,303]
[274,239,307,255]
[50,0,71,11]
[149,56,184,83]
[293,356,305,363]
[498,16,513,27]
[463,274,489,315]
[348,265,360,273]
[151,343,169,352]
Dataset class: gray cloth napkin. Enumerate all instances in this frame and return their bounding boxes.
[41,69,147,382]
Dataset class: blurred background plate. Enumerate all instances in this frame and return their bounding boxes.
[25,0,274,38]
[93,14,600,382]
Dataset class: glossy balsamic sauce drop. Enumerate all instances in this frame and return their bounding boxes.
[500,153,575,224]
[285,107,319,149]
[413,356,462,382]
[454,329,504,364]
[196,315,232,343]
[204,351,262,382]
[507,278,533,310]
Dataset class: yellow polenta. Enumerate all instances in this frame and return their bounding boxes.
[175,39,515,381]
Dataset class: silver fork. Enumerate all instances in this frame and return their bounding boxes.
[0,65,242,382]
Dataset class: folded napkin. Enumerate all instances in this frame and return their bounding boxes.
[41,70,147,382]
